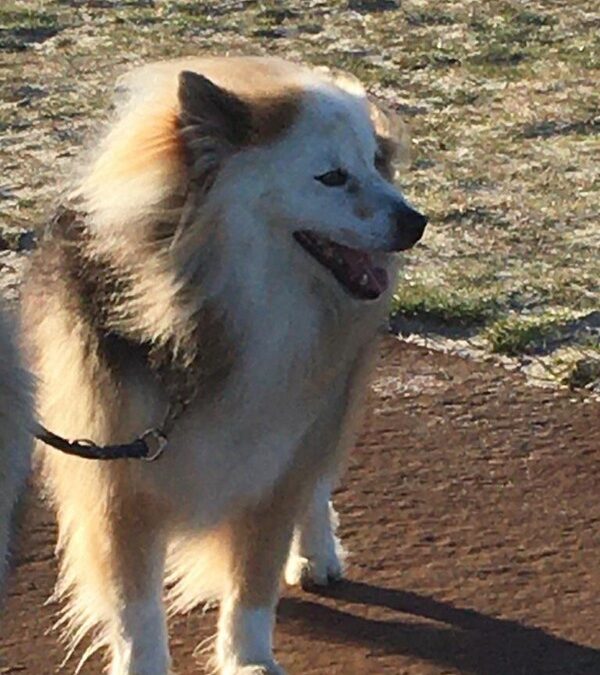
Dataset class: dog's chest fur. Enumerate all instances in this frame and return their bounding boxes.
[161,306,376,522]
[29,208,384,521]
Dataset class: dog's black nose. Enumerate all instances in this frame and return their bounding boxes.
[392,203,428,251]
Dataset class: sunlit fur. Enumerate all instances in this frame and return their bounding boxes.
[0,306,33,594]
[22,56,411,674]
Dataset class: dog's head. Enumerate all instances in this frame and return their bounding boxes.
[80,58,426,302]
[174,58,426,302]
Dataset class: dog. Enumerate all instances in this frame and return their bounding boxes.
[0,305,33,594]
[21,56,427,674]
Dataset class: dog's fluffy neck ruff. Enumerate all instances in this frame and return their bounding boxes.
[68,57,395,401]
[77,185,384,395]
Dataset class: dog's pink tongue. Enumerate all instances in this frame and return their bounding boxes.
[343,249,388,297]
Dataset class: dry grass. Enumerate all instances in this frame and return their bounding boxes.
[0,0,598,390]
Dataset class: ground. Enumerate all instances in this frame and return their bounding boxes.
[1,1,599,673]
[2,338,600,674]
[0,0,598,388]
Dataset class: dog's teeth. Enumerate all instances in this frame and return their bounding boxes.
[360,273,369,286]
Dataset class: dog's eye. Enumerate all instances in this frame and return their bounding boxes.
[315,169,348,187]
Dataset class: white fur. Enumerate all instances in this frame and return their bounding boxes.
[285,477,345,588]
[108,597,171,675]
[216,603,280,674]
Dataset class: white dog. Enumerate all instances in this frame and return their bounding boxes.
[21,56,426,673]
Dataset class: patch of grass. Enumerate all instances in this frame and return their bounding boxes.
[521,118,600,139]
[466,4,561,72]
[393,281,498,326]
[404,6,457,27]
[0,4,57,29]
[484,311,575,356]
[439,206,510,228]
[0,3,63,50]
[348,0,400,13]
[557,32,600,70]
[564,353,600,390]
[256,5,299,23]
[309,53,390,86]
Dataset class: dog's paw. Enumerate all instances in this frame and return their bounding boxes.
[284,549,345,590]
[285,499,347,591]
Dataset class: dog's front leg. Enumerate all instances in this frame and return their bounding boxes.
[54,478,171,675]
[285,475,345,590]
[102,507,171,675]
[215,493,298,675]
[285,344,377,592]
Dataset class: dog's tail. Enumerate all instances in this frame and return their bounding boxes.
[165,526,231,615]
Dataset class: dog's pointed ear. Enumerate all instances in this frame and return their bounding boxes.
[178,70,252,151]
[369,98,409,182]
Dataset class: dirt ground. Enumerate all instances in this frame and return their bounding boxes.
[2,337,599,674]
[1,0,599,388]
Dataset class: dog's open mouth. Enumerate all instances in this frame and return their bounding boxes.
[294,230,388,300]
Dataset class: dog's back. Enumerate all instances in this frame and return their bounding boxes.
[0,306,33,592]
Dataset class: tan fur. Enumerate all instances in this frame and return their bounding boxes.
[21,280,170,665]
[0,305,33,593]
[77,57,305,233]
[369,99,408,181]
[22,55,412,673]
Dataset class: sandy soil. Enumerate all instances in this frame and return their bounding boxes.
[2,337,599,674]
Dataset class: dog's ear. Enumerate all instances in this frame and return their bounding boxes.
[177,70,252,178]
[368,98,409,182]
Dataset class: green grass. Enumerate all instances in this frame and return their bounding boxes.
[0,4,59,29]
[393,281,498,326]
[0,3,63,50]
[483,312,574,356]
[0,0,598,389]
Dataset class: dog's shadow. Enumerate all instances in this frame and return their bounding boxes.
[279,580,600,674]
